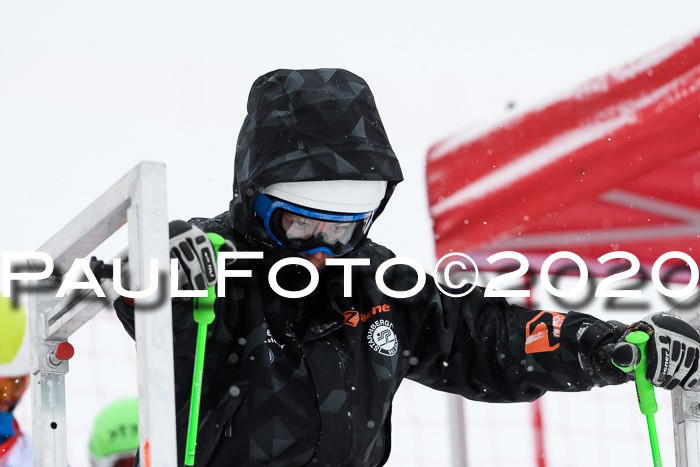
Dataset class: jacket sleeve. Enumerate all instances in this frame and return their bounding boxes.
[113,297,199,398]
[400,275,623,403]
[114,296,198,341]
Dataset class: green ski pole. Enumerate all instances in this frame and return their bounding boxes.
[614,331,662,467]
[184,232,225,466]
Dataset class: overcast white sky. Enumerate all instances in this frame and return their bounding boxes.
[2,2,700,466]
[3,1,700,279]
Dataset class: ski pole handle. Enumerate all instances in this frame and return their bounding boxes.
[192,233,225,324]
[625,331,658,416]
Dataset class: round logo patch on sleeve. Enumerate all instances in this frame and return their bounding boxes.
[367,319,398,356]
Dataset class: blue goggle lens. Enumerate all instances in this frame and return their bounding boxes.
[254,194,375,256]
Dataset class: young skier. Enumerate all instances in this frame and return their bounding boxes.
[0,294,31,467]
[88,397,139,467]
[115,68,700,466]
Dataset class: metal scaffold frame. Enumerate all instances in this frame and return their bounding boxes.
[672,291,700,467]
[26,162,177,467]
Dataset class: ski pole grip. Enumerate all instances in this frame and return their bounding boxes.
[192,233,225,314]
[207,232,226,255]
[626,331,658,416]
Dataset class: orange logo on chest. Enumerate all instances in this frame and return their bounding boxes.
[344,304,391,327]
[344,310,360,327]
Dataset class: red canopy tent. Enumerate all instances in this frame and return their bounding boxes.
[427,33,700,279]
[426,32,700,467]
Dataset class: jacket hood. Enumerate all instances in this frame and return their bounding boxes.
[228,68,404,251]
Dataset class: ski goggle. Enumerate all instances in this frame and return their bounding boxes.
[0,375,29,412]
[91,452,136,467]
[254,194,375,256]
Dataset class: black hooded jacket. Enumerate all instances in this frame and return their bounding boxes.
[115,69,622,466]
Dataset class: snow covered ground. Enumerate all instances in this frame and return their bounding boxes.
[2,2,700,465]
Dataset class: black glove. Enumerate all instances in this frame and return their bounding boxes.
[578,319,631,385]
[169,220,234,291]
[612,312,700,390]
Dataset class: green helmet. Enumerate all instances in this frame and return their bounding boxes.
[88,397,139,459]
[0,293,29,377]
